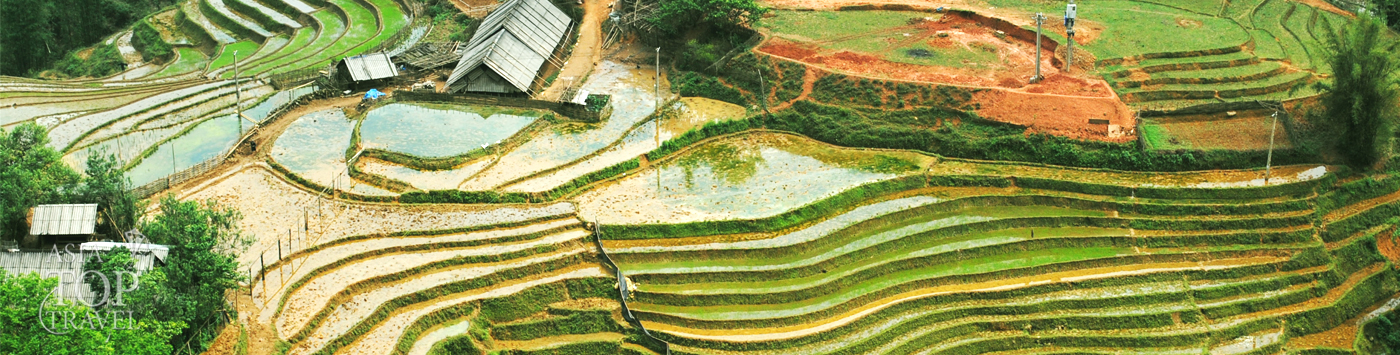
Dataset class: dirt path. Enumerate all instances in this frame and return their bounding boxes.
[771,68,818,111]
[537,0,612,101]
[642,256,1283,341]
[1323,188,1400,223]
[495,332,626,351]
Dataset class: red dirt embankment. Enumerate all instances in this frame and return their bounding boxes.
[755,9,1134,142]
[973,89,1135,142]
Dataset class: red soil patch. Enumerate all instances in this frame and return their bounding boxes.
[972,90,1136,142]
[1024,74,1112,97]
[1378,227,1400,265]
[760,40,821,61]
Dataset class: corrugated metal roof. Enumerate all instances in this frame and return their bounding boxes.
[341,52,400,82]
[446,0,570,93]
[29,204,98,236]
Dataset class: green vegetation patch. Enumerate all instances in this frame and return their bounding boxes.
[206,40,260,72]
[154,47,209,77]
[1080,1,1250,60]
[756,10,929,42]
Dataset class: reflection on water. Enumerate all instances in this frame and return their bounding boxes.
[359,102,538,158]
[676,142,765,187]
[271,109,357,190]
[125,113,248,186]
[577,133,928,224]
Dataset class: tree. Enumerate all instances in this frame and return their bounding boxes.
[125,196,248,354]
[1377,0,1400,32]
[1321,13,1400,168]
[0,270,183,355]
[647,0,768,36]
[77,152,143,240]
[0,123,81,242]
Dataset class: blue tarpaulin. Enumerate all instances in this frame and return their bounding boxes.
[364,89,386,99]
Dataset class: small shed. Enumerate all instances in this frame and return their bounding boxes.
[336,52,400,89]
[27,204,98,246]
[445,0,572,94]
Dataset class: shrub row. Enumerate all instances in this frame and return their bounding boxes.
[398,278,615,355]
[634,249,1295,329]
[1323,199,1400,243]
[1123,73,1313,102]
[626,213,1314,286]
[310,254,588,355]
[1115,64,1288,89]
[1317,175,1400,213]
[1199,282,1322,320]
[653,253,1319,351]
[346,157,416,192]
[1017,175,1325,200]
[1330,235,1385,279]
[1107,56,1260,78]
[264,159,398,203]
[613,192,1314,266]
[492,309,623,341]
[1286,267,1398,337]
[498,341,622,355]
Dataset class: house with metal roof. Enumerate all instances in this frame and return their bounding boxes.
[445,0,572,94]
[26,204,98,246]
[336,52,400,88]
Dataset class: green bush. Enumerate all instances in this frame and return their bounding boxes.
[767,101,1320,172]
[428,334,485,355]
[498,341,621,355]
[132,21,173,63]
[492,310,622,340]
[52,44,126,78]
[670,71,747,105]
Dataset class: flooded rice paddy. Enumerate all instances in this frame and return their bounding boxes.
[358,102,539,158]
[458,61,668,190]
[503,97,748,193]
[125,112,250,186]
[271,108,356,190]
[577,133,930,224]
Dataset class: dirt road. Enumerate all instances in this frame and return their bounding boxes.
[538,0,614,101]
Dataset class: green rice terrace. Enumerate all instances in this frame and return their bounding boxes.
[1,0,1399,354]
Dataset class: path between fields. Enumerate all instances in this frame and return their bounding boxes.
[1323,188,1400,223]
[772,68,817,111]
[537,0,612,100]
[642,256,1284,342]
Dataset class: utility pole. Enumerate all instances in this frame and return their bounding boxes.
[1266,110,1279,184]
[1064,0,1077,73]
[234,51,242,133]
[1033,13,1045,82]
[655,47,662,197]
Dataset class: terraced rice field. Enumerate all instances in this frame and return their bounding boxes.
[358,102,542,158]
[7,0,1399,354]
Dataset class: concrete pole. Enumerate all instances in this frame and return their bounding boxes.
[655,47,662,197]
[1034,13,1044,82]
[1066,29,1074,73]
[234,51,242,134]
[1266,111,1278,184]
